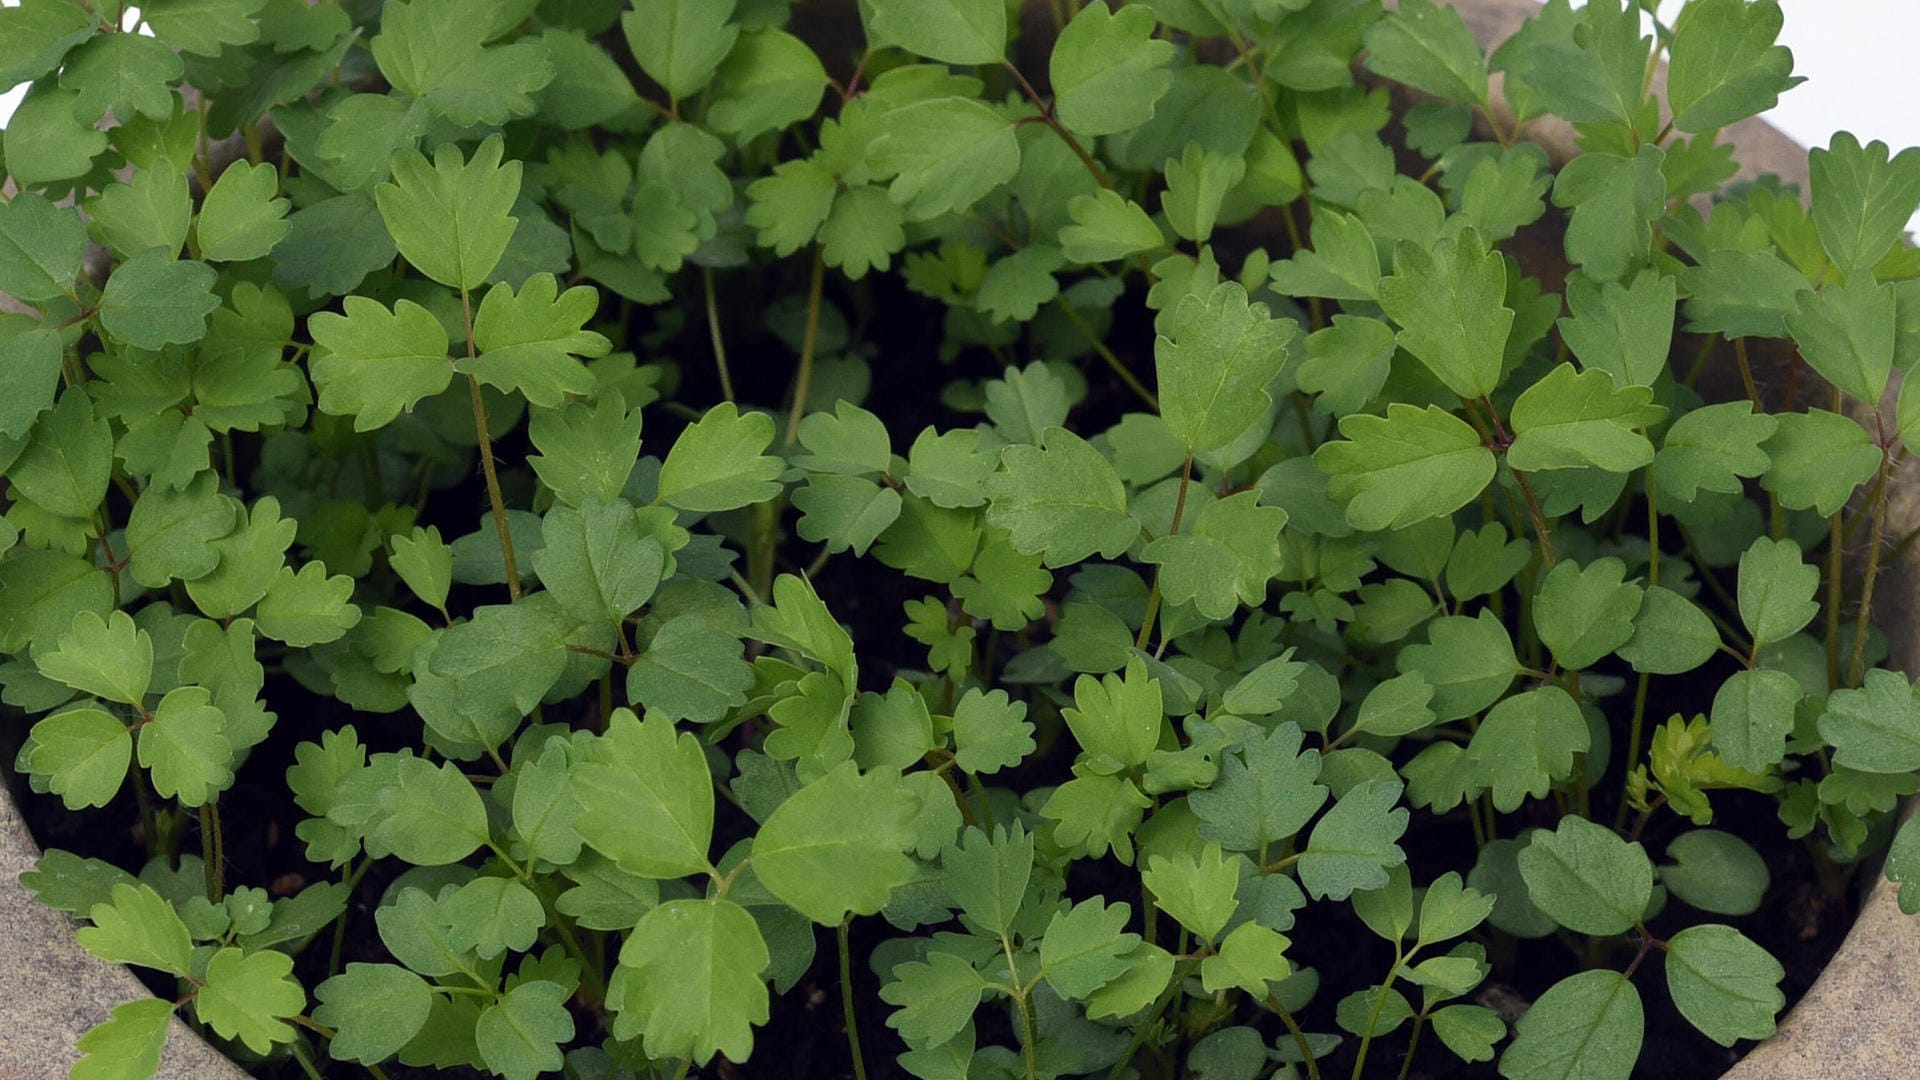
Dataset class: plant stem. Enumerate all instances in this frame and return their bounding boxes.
[702,266,735,402]
[1850,454,1892,686]
[784,248,826,448]
[1001,61,1113,190]
[1396,1014,1427,1080]
[462,287,520,600]
[1825,511,1844,688]
[1055,299,1158,410]
[838,919,868,1080]
[199,801,223,902]
[1350,952,1406,1080]
[1733,337,1761,407]
[1267,994,1323,1080]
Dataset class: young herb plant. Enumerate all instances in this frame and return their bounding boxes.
[4,0,1920,1078]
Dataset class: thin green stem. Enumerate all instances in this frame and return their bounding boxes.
[1396,1014,1427,1080]
[200,801,223,902]
[702,266,735,402]
[462,288,520,600]
[1350,951,1407,1080]
[838,919,869,1080]
[784,248,827,448]
[1850,454,1892,686]
[1055,298,1157,410]
[1825,510,1844,688]
[1268,994,1323,1080]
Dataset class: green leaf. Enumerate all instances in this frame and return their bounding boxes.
[138,685,233,806]
[984,426,1136,567]
[1533,557,1644,670]
[1049,2,1174,137]
[819,184,906,280]
[35,609,151,705]
[1552,146,1666,282]
[1886,816,1920,915]
[313,963,434,1065]
[745,158,834,257]
[332,753,489,865]
[1617,586,1721,675]
[1810,132,1920,276]
[1444,523,1531,601]
[1060,656,1162,774]
[374,135,520,291]
[880,951,991,1049]
[1155,281,1296,454]
[622,0,736,102]
[1143,841,1242,942]
[462,272,610,407]
[1361,0,1487,106]
[1664,924,1783,1046]
[1431,1004,1504,1064]
[708,28,827,143]
[630,614,752,722]
[1760,409,1881,516]
[1678,247,1807,339]
[308,297,452,432]
[1507,364,1665,474]
[1377,228,1511,399]
[976,245,1065,323]
[1190,723,1327,854]
[1558,272,1677,390]
[196,161,290,262]
[1517,816,1652,936]
[24,708,130,810]
[0,192,85,303]
[1737,537,1820,651]
[87,168,190,261]
[1199,922,1291,997]
[871,97,1018,222]
[186,495,297,619]
[1417,871,1495,946]
[1269,208,1380,302]
[1786,278,1896,404]
[4,80,107,187]
[389,526,453,616]
[0,0,94,88]
[257,562,362,647]
[1141,491,1286,620]
[371,0,552,126]
[139,0,265,55]
[1468,687,1590,813]
[98,248,219,349]
[73,998,172,1080]
[754,760,917,924]
[79,883,193,976]
[950,688,1033,774]
[1353,672,1438,739]
[194,947,304,1054]
[1498,970,1642,1080]
[658,402,784,513]
[1315,404,1496,531]
[1085,941,1176,1020]
[1059,188,1164,264]
[1654,402,1778,502]
[1300,778,1409,901]
[477,979,575,1080]
[1819,668,1920,774]
[1667,0,1797,132]
[1297,315,1395,416]
[1398,611,1520,721]
[61,32,182,123]
[574,709,714,878]
[1041,772,1150,864]
[1040,896,1139,999]
[867,0,1005,65]
[1508,0,1649,129]
[1660,830,1769,917]
[940,824,1031,936]
[444,876,545,960]
[611,899,768,1064]
[534,500,662,624]
[1710,667,1801,774]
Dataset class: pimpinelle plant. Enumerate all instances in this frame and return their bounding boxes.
[3,0,1920,1077]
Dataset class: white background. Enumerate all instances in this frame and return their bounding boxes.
[2,0,1916,224]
